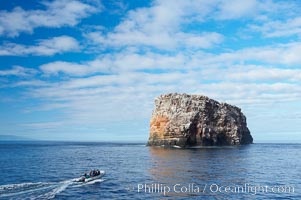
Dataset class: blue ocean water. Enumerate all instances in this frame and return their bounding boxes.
[0,142,300,199]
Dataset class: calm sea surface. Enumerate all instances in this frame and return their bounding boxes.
[0,142,300,199]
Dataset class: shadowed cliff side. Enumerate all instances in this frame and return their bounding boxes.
[147,93,253,147]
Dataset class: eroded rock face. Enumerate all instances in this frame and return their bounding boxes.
[147,93,253,147]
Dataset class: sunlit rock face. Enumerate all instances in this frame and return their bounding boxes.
[147,93,253,147]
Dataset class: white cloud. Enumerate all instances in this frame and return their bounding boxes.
[0,36,79,56]
[242,0,301,38]
[38,41,301,78]
[85,0,297,50]
[40,52,188,75]
[222,66,301,82]
[215,0,295,20]
[0,0,101,37]
[177,32,224,48]
[40,61,89,76]
[86,29,223,50]
[0,66,37,76]
[216,0,258,20]
[197,42,301,66]
[85,0,225,50]
[249,17,301,38]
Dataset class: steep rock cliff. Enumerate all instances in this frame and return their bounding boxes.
[147,93,253,147]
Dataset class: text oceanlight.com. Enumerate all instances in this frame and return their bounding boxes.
[134,183,295,196]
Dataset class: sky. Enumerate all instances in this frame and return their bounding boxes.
[0,0,301,142]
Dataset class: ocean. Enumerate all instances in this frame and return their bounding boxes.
[0,142,300,199]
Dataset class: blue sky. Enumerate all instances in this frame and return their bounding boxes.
[1,0,301,142]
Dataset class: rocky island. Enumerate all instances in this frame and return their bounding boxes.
[147,93,253,147]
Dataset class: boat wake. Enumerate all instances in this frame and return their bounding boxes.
[0,177,104,199]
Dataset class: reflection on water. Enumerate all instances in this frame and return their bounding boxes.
[147,145,300,199]
[149,146,252,183]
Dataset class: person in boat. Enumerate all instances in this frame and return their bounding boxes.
[93,170,96,176]
[86,169,100,178]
